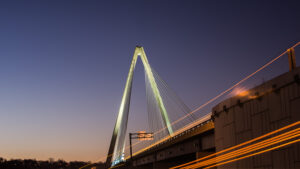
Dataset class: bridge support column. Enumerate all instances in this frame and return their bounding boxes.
[288,47,296,71]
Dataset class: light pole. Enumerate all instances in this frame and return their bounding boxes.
[129,131,154,164]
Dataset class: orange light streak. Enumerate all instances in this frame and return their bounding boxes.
[203,138,300,169]
[184,130,300,169]
[184,132,300,169]
[170,121,300,169]
[214,130,299,162]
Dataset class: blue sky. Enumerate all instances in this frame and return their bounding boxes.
[0,0,299,162]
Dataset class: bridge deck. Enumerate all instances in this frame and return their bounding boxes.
[132,116,214,159]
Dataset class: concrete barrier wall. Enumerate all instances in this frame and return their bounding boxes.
[212,67,300,169]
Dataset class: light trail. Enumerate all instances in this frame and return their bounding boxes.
[79,163,93,169]
[109,163,125,169]
[213,130,299,163]
[170,121,300,169]
[185,131,300,169]
[183,131,300,168]
[183,129,300,169]
[173,127,300,169]
[203,138,300,169]
[186,129,300,168]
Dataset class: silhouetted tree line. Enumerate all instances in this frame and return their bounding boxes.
[0,157,105,169]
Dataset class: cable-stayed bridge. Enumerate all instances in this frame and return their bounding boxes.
[81,42,300,169]
[105,46,197,167]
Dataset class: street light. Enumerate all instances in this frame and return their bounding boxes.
[129,131,154,163]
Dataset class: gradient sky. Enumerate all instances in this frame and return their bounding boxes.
[0,0,299,162]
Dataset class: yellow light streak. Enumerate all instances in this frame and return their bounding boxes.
[184,132,300,169]
[185,133,300,169]
[109,163,125,169]
[79,163,93,169]
[170,121,300,169]
[213,130,299,163]
[184,130,300,169]
[203,138,300,169]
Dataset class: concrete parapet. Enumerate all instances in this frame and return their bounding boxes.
[212,67,300,169]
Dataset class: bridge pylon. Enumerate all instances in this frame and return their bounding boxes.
[105,46,173,167]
